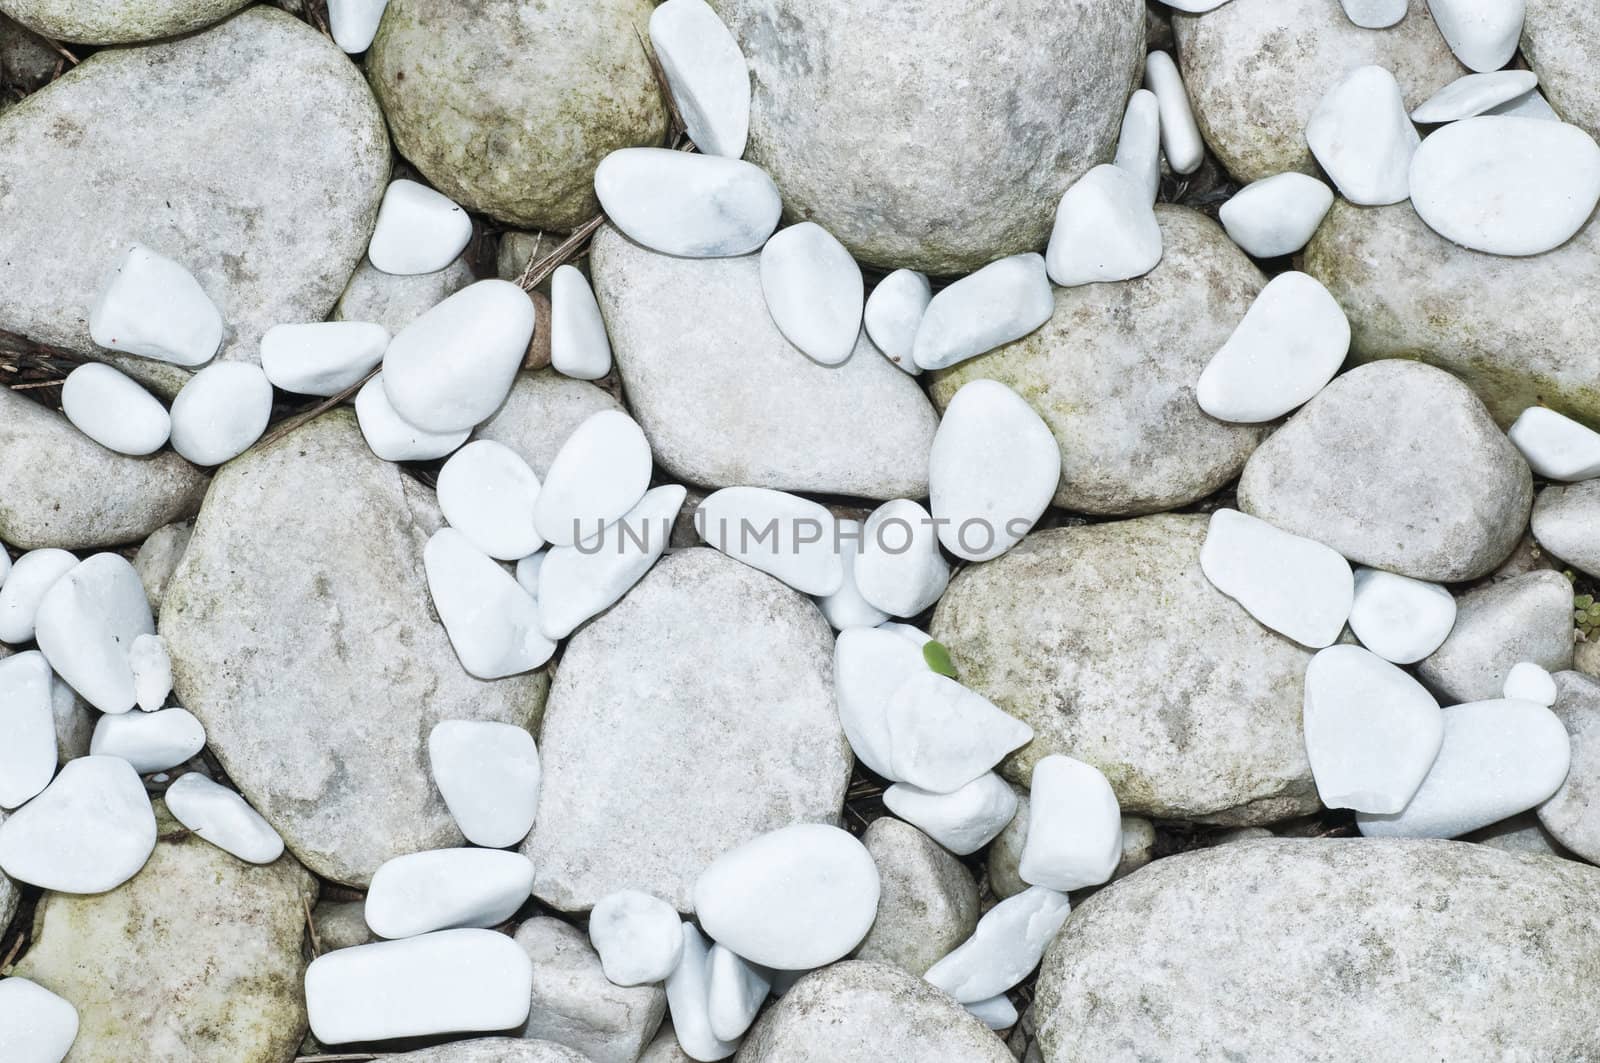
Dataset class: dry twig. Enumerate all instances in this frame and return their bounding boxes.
[303,894,322,957]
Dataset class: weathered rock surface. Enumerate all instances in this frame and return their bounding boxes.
[854,818,980,977]
[1416,572,1575,704]
[1523,0,1600,139]
[0,0,249,44]
[1533,481,1600,578]
[391,1041,592,1063]
[1538,671,1600,864]
[514,917,666,1063]
[334,256,476,337]
[473,369,626,480]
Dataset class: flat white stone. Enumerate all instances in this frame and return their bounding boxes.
[1412,70,1540,123]
[534,410,653,547]
[423,529,556,679]
[760,222,864,366]
[168,362,273,466]
[815,519,890,631]
[383,280,536,433]
[594,148,781,258]
[0,651,58,809]
[694,823,879,969]
[882,772,1018,856]
[328,0,388,53]
[589,889,685,987]
[707,943,770,1041]
[304,928,533,1044]
[90,707,204,774]
[923,886,1071,1003]
[1045,164,1163,288]
[885,672,1033,794]
[833,626,928,779]
[364,848,535,939]
[1218,173,1336,259]
[1018,755,1121,892]
[1357,698,1571,838]
[514,552,545,600]
[260,320,390,397]
[863,270,931,375]
[428,720,541,849]
[1114,89,1162,205]
[355,372,469,462]
[1487,88,1560,120]
[368,180,473,276]
[550,265,613,381]
[1144,50,1204,175]
[0,756,155,893]
[854,499,949,618]
[1348,567,1457,664]
[665,923,738,1062]
[1303,645,1445,813]
[1427,0,1525,72]
[1507,406,1600,481]
[929,379,1061,563]
[1504,661,1557,706]
[697,486,843,596]
[1196,271,1350,423]
[650,0,751,158]
[1340,0,1407,27]
[87,244,222,367]
[129,632,172,712]
[60,363,170,457]
[34,554,153,715]
[538,484,684,639]
[1199,508,1354,648]
[436,440,544,561]
[911,253,1052,372]
[0,977,79,1063]
[1306,65,1420,206]
[163,771,284,864]
[966,994,1019,1031]
[1410,116,1600,256]
[0,550,77,645]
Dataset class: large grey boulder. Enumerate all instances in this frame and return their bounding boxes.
[0,0,248,44]
[514,917,667,1063]
[0,8,388,394]
[1523,0,1600,139]
[368,0,666,231]
[710,0,1144,273]
[1237,360,1532,582]
[0,388,206,550]
[14,802,316,1063]
[854,818,980,977]
[1305,201,1600,428]
[1415,572,1575,703]
[1538,671,1600,864]
[526,548,849,912]
[929,207,1266,515]
[1035,839,1600,1061]
[930,515,1319,825]
[1533,481,1600,578]
[1173,0,1461,182]
[589,225,938,499]
[474,369,625,480]
[161,411,547,886]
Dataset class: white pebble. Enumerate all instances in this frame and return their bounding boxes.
[0,549,77,644]
[538,484,684,639]
[924,886,1071,1003]
[707,943,770,1041]
[0,756,155,893]
[355,372,469,462]
[1045,164,1162,288]
[368,180,473,276]
[364,848,534,939]
[1019,755,1121,892]
[1218,173,1335,259]
[0,651,58,810]
[1306,65,1419,206]
[423,529,555,679]
[665,923,738,1062]
[534,410,653,547]
[87,244,222,367]
[60,363,170,457]
[514,552,545,600]
[0,977,79,1063]
[436,440,544,561]
[1143,51,1203,175]
[34,553,153,715]
[882,772,1018,856]
[1427,0,1525,72]
[1340,0,1406,27]
[1503,661,1558,706]
[90,706,204,773]
[1199,509,1353,649]
[382,280,535,433]
[428,720,541,849]
[833,626,928,779]
[649,0,751,159]
[815,519,891,631]
[697,487,844,596]
[760,221,864,366]
[1196,271,1349,423]
[550,265,613,381]
[1412,70,1540,123]
[911,253,1053,372]
[863,270,931,375]
[1488,87,1561,120]
[886,672,1033,795]
[163,772,284,864]
[328,0,388,52]
[1507,406,1600,481]
[169,362,273,466]
[854,499,949,618]
[589,889,685,987]
[1348,568,1457,664]
[129,632,172,711]
[594,148,781,258]
[1113,89,1161,205]
[965,994,1019,1031]
[260,320,390,397]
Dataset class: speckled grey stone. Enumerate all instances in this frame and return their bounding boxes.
[1465,812,1573,860]
[333,256,476,337]
[473,369,625,480]
[0,0,249,44]
[639,1028,694,1063]
[854,818,979,977]
[1537,671,1600,864]
[1035,839,1600,1061]
[1533,481,1600,578]
[133,521,192,618]
[0,13,57,88]
[1523,0,1600,139]
[930,516,1318,825]
[514,917,667,1063]
[390,1039,591,1063]
[1415,572,1575,704]
[310,899,374,953]
[930,207,1266,515]
[161,411,547,887]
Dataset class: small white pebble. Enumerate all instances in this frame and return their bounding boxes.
[88,244,222,367]
[61,363,170,457]
[1503,661,1558,706]
[368,180,474,276]
[129,632,172,712]
[1143,51,1203,175]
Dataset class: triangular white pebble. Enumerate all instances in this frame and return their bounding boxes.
[1218,172,1334,259]
[760,222,864,366]
[368,179,473,276]
[1199,509,1353,648]
[88,244,222,367]
[1307,65,1419,206]
[34,554,153,715]
[382,280,535,433]
[1045,164,1162,287]
[0,756,155,893]
[1196,271,1349,423]
[550,265,614,381]
[885,671,1032,794]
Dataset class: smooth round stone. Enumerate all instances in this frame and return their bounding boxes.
[1143,50,1204,175]
[305,928,534,1044]
[696,486,843,596]
[168,362,272,466]
[693,823,879,969]
[60,363,171,457]
[0,549,77,644]
[759,222,863,367]
[383,280,537,433]
[369,179,473,276]
[1307,65,1420,207]
[1199,508,1354,649]
[1504,661,1558,705]
[1114,89,1161,205]
[428,720,541,850]
[589,889,685,987]
[1428,0,1524,72]
[535,410,652,547]
[1412,70,1540,123]
[911,253,1053,373]
[1044,164,1162,287]
[423,529,555,679]
[595,148,780,259]
[929,380,1060,563]
[538,484,685,640]
[328,0,388,52]
[1508,406,1600,481]
[365,848,535,939]
[1219,174,1335,259]
[1348,567,1457,664]
[1303,645,1444,813]
[0,756,155,893]
[1197,272,1349,423]
[550,265,613,382]
[90,706,205,773]
[1358,698,1571,838]
[855,818,979,977]
[862,270,930,375]
[0,976,78,1063]
[924,885,1071,1003]
[1533,481,1600,577]
[1410,116,1600,256]
[833,626,929,779]
[163,771,284,864]
[34,553,153,715]
[1019,756,1121,892]
[0,651,58,809]
[1341,0,1407,26]
[885,672,1033,795]
[882,772,1018,856]
[650,0,750,158]
[436,441,543,561]
[814,519,890,631]
[355,372,469,462]
[853,499,948,618]
[1538,671,1600,862]
[707,943,770,1041]
[260,320,390,397]
[664,923,737,1062]
[86,244,222,367]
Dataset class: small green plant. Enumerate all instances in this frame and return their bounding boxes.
[922,639,958,678]
[1566,571,1600,640]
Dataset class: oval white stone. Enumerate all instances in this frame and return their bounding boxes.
[1340,0,1407,27]
[550,265,613,381]
[863,269,931,375]
[87,244,222,367]
[382,280,536,433]
[854,498,949,618]
[882,772,1017,856]
[34,553,153,715]
[911,253,1053,372]
[428,720,541,850]
[328,0,388,53]
[0,976,79,1063]
[696,486,843,596]
[1307,65,1419,206]
[423,529,555,680]
[759,221,864,366]
[368,180,473,276]
[1196,271,1349,423]
[90,706,205,773]
[1507,406,1600,482]
[1045,164,1163,287]
[0,549,77,645]
[0,756,155,893]
[1199,508,1354,648]
[364,847,535,940]
[589,888,685,987]
[1412,70,1540,124]
[1348,567,1457,664]
[1503,661,1557,706]
[0,651,58,809]
[1018,755,1121,892]
[60,363,170,457]
[594,148,781,258]
[707,942,770,1041]
[130,633,171,713]
[885,672,1032,795]
[1218,172,1335,259]
[163,772,285,864]
[355,372,469,463]
[436,440,543,561]
[1144,50,1204,175]
[534,410,653,547]
[169,362,273,466]
[261,320,390,397]
[649,0,751,159]
[664,923,738,1062]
